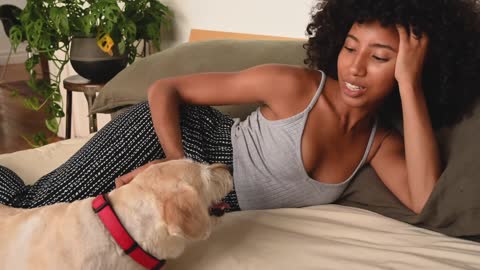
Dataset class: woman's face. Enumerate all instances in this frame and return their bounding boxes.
[337,21,399,109]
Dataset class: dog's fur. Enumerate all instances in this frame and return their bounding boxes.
[0,159,233,270]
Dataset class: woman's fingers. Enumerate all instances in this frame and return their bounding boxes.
[115,175,129,188]
[115,167,142,188]
[407,25,429,46]
[394,24,429,88]
[397,24,428,45]
[410,25,422,40]
[396,24,409,44]
[114,159,168,188]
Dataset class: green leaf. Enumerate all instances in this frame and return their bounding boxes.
[78,14,95,35]
[103,5,121,23]
[9,89,20,97]
[49,7,70,36]
[32,20,45,48]
[59,16,70,36]
[25,55,39,70]
[127,43,136,64]
[23,96,41,111]
[117,39,126,55]
[52,92,62,102]
[8,26,23,50]
[51,102,62,111]
[49,7,60,26]
[33,132,48,146]
[26,78,36,89]
[55,110,65,118]
[21,133,47,148]
[45,118,59,134]
[145,23,157,38]
[124,20,137,40]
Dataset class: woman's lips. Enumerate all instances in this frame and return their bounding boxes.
[343,81,366,98]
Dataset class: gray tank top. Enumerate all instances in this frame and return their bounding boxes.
[230,70,378,210]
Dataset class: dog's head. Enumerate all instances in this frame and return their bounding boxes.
[131,159,233,241]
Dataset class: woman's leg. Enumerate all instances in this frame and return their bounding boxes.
[10,101,240,211]
[0,165,28,206]
[13,101,164,208]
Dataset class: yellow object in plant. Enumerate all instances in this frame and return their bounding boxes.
[96,33,114,56]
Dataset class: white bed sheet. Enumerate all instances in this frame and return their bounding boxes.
[170,205,480,269]
[1,137,479,269]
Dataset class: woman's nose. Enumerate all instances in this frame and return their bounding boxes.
[349,55,367,77]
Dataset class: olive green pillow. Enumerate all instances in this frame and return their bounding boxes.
[91,39,306,114]
[337,101,480,241]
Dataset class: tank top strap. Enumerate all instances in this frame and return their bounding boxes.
[359,117,378,167]
[305,70,326,113]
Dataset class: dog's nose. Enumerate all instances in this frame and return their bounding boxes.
[209,202,231,216]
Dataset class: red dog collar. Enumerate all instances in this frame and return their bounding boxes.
[92,194,166,270]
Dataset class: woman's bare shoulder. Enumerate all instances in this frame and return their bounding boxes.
[251,64,322,97]
[367,121,404,163]
[246,64,318,81]
[249,64,323,114]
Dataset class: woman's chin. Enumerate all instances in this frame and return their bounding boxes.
[340,90,368,108]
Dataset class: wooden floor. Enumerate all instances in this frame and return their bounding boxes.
[0,63,61,154]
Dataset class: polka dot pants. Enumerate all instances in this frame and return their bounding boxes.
[0,102,241,211]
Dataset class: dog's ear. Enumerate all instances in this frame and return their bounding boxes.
[207,163,233,191]
[208,163,230,173]
[163,184,211,240]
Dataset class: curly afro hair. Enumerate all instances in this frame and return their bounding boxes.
[304,0,480,128]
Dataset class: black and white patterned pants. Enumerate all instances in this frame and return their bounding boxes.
[0,101,241,211]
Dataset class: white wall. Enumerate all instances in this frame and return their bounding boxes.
[161,0,316,48]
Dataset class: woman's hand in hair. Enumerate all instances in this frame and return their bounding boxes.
[394,25,429,90]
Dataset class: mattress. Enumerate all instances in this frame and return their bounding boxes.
[1,137,479,269]
[171,205,480,269]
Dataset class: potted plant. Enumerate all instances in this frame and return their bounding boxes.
[8,0,173,146]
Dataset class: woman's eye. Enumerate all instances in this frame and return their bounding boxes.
[344,46,354,52]
[372,56,389,62]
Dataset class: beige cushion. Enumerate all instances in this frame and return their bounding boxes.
[91,39,306,115]
[0,135,94,185]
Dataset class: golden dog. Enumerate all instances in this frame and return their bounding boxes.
[0,159,233,270]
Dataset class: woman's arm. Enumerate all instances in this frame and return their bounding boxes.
[147,65,295,159]
[146,70,267,159]
[116,64,310,187]
[370,26,442,214]
[398,84,442,211]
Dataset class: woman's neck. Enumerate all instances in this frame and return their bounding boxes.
[324,77,378,133]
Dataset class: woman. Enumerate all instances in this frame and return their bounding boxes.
[1,0,479,214]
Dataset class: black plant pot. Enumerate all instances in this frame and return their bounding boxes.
[70,36,128,83]
[0,4,22,38]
